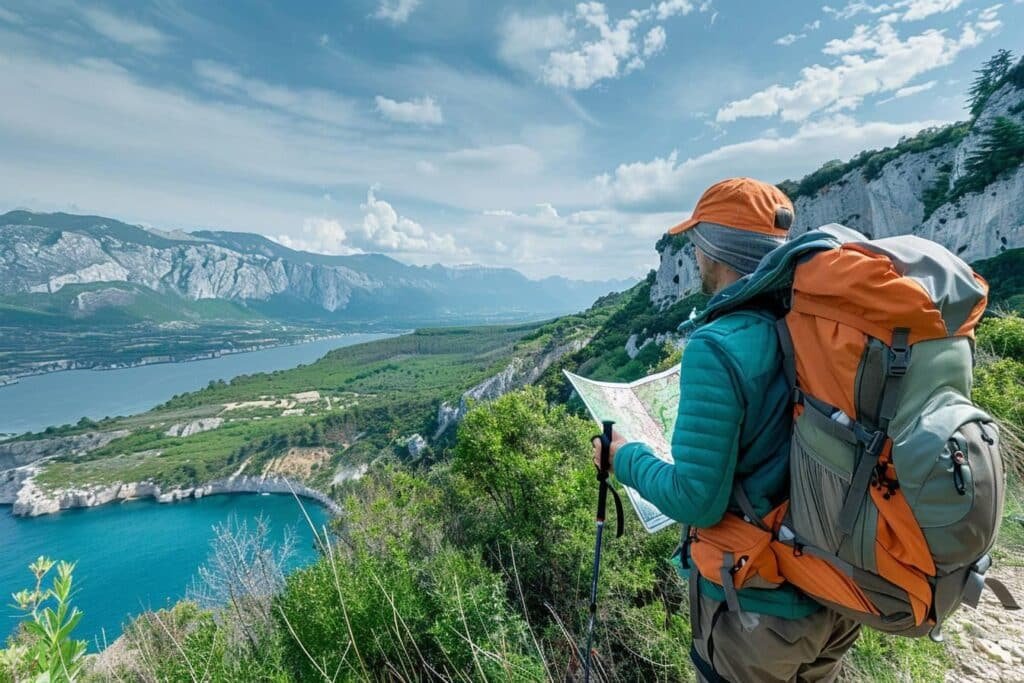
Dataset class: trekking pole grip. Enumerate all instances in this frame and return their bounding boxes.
[599,420,615,479]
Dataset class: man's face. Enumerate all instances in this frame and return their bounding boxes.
[695,248,718,295]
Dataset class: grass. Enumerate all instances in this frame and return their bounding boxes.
[845,627,952,682]
[34,417,299,490]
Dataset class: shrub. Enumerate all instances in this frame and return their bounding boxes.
[978,316,1024,361]
[0,558,87,682]
[449,387,688,680]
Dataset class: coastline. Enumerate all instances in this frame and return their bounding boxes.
[5,471,341,518]
[0,331,380,387]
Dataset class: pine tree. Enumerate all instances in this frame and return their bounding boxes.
[968,49,1016,117]
[962,117,1024,194]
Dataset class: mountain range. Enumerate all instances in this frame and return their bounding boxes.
[0,210,632,326]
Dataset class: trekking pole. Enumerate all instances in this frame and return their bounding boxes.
[584,420,624,683]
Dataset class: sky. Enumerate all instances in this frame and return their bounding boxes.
[0,0,1021,279]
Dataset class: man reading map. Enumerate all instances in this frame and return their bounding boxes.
[580,178,860,683]
[564,366,680,533]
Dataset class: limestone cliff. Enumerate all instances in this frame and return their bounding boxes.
[10,471,340,517]
[653,78,1024,307]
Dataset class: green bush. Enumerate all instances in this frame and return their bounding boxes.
[450,387,689,680]
[118,601,290,682]
[274,465,544,681]
[973,358,1024,426]
[978,316,1024,361]
[276,538,543,680]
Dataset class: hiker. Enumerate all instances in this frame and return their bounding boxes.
[592,178,861,682]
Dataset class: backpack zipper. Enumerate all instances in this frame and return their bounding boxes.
[950,437,967,496]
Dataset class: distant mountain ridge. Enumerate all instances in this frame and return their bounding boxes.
[0,210,633,324]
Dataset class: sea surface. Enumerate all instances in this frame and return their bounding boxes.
[0,333,393,435]
[0,494,331,648]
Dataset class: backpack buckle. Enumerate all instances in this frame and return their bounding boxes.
[865,430,887,458]
[888,329,911,377]
[888,348,910,377]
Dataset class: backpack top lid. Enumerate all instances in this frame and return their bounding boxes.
[685,224,989,341]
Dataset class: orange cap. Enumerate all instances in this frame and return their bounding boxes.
[667,177,794,237]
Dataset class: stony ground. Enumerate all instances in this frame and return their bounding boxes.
[943,564,1024,682]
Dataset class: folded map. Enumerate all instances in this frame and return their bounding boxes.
[564,365,681,533]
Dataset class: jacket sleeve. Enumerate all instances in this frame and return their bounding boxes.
[613,333,743,528]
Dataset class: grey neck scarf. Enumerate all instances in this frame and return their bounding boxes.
[689,222,787,275]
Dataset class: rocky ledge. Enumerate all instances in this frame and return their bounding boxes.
[8,472,340,517]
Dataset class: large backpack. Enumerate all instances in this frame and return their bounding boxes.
[681,224,1014,638]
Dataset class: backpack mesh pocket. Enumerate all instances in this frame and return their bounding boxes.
[788,411,857,554]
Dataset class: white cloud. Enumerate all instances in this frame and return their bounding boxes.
[597,115,950,209]
[0,7,23,24]
[275,218,361,255]
[775,33,807,46]
[901,0,965,20]
[415,160,438,175]
[542,3,640,89]
[717,17,998,122]
[374,95,443,125]
[277,191,466,258]
[539,1,710,90]
[654,0,702,20]
[497,13,575,72]
[357,188,466,256]
[78,7,169,54]
[822,0,966,21]
[805,19,822,30]
[194,60,358,128]
[976,4,1003,31]
[643,26,667,57]
[373,0,421,24]
[443,144,544,175]
[878,78,937,103]
[319,33,329,46]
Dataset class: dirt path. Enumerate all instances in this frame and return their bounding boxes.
[943,564,1024,682]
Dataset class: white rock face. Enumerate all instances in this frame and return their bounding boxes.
[433,337,590,438]
[10,472,340,517]
[0,430,130,470]
[406,433,428,459]
[164,418,224,438]
[331,464,368,485]
[653,81,1024,306]
[650,240,700,310]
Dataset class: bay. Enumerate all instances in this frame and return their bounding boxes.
[0,494,331,648]
[0,333,393,435]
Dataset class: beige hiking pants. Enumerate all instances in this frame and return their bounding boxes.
[691,593,861,682]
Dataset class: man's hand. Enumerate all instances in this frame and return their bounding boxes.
[592,429,628,474]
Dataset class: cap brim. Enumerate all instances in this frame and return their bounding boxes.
[666,216,700,235]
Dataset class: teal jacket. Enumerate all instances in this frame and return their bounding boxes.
[614,309,820,619]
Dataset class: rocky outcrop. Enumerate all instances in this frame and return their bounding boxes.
[0,466,33,504]
[650,240,700,310]
[0,430,129,471]
[625,332,680,360]
[10,472,340,517]
[71,287,137,317]
[653,79,1024,307]
[164,418,224,438]
[433,337,590,438]
[406,433,428,459]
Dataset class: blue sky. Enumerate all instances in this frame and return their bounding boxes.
[0,0,1020,278]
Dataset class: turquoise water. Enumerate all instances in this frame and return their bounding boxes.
[0,333,394,436]
[0,495,330,648]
